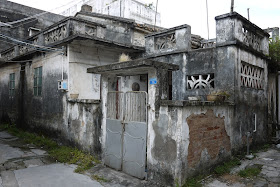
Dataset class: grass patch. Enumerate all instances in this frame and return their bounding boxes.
[238,167,261,178]
[182,175,204,187]
[0,123,99,173]
[252,144,271,154]
[214,158,241,175]
[91,175,108,183]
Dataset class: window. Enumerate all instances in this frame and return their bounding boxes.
[187,73,214,89]
[9,73,15,97]
[240,62,264,89]
[34,67,42,96]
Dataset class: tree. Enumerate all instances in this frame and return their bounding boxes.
[268,37,280,71]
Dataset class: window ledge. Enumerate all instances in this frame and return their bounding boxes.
[161,100,235,107]
[67,99,101,104]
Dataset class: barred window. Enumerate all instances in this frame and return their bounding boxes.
[9,73,15,97]
[34,67,42,96]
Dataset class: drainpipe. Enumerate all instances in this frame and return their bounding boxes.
[253,113,257,132]
[246,132,250,155]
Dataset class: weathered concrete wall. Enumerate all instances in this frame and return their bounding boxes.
[147,103,233,185]
[145,25,191,55]
[0,49,103,155]
[22,52,67,133]
[65,99,101,155]
[268,74,277,138]
[232,47,268,150]
[153,47,235,102]
[75,13,134,46]
[0,62,21,123]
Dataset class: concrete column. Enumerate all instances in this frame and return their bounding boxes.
[146,68,157,177]
[100,74,108,162]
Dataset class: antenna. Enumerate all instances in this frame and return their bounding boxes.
[230,0,234,13]
[154,0,159,30]
[206,0,209,40]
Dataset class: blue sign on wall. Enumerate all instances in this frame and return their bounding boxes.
[149,78,157,85]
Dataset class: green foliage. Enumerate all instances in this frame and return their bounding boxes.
[269,37,280,71]
[91,175,108,183]
[1,124,57,150]
[0,123,100,173]
[214,158,241,175]
[238,167,261,178]
[182,175,204,187]
[269,37,280,62]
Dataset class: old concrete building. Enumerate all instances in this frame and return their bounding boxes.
[60,0,161,26]
[0,2,272,186]
[0,0,65,51]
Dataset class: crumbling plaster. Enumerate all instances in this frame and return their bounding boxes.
[148,104,234,185]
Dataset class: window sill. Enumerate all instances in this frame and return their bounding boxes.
[160,100,235,107]
[67,99,101,104]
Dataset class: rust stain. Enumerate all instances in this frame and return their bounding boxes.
[187,109,231,168]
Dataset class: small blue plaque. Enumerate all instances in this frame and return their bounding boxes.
[149,78,157,85]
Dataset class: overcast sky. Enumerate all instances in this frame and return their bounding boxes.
[9,0,280,39]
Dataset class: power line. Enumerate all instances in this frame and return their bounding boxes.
[0,37,59,54]
[0,34,64,53]
[1,0,83,27]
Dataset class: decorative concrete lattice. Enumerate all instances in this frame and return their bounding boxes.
[187,74,214,89]
[240,62,264,89]
[44,24,67,44]
[155,33,176,50]
[242,27,261,51]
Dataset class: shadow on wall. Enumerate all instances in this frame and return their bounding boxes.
[0,112,12,125]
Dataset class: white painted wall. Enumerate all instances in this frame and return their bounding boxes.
[119,75,148,92]
[68,43,122,99]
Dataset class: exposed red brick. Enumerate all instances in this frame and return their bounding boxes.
[187,109,231,168]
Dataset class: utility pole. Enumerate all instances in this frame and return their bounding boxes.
[230,0,234,13]
[154,0,158,30]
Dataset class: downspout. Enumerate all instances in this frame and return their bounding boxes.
[253,113,257,132]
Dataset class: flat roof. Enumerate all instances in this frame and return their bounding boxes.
[87,59,179,76]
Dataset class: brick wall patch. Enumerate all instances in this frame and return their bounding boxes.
[186,109,231,168]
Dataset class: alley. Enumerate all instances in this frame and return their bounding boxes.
[204,147,280,187]
[0,130,103,187]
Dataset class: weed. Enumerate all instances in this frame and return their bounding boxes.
[252,144,271,154]
[238,167,261,178]
[214,158,241,175]
[182,175,204,187]
[0,123,100,173]
[92,175,108,183]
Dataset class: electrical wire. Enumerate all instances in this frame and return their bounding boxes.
[0,38,49,54]
[1,0,85,28]
[0,33,64,53]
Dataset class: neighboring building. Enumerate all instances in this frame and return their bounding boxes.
[0,3,273,186]
[0,0,65,51]
[59,0,161,26]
